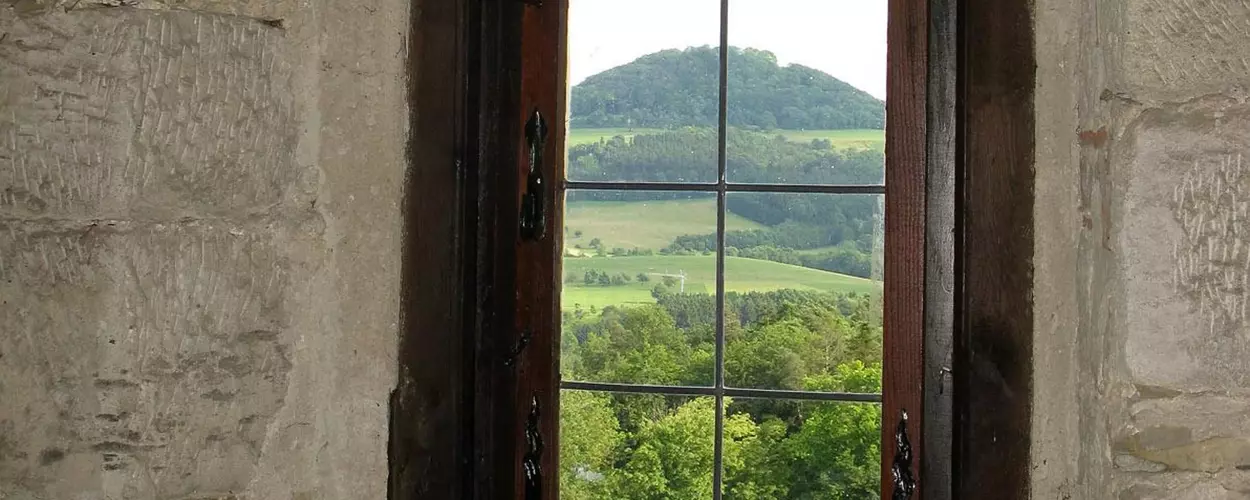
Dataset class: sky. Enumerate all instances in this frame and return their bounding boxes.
[567,0,888,100]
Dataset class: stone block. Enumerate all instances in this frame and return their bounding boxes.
[1116,471,1250,499]
[1122,98,1250,393]
[1124,0,1250,101]
[0,9,299,220]
[0,222,294,498]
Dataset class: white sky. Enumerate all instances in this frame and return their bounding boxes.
[568,0,888,100]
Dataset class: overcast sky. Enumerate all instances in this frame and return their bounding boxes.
[568,0,888,100]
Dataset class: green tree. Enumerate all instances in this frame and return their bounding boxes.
[560,390,623,500]
[785,362,883,499]
[613,398,756,500]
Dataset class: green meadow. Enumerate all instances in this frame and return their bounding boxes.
[561,254,879,311]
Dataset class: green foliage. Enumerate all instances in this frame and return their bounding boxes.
[561,289,883,499]
[566,127,884,186]
[571,47,884,130]
[559,390,622,500]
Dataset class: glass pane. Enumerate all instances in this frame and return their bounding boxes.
[560,391,715,500]
[721,193,884,391]
[723,398,882,499]
[566,0,720,183]
[726,0,887,184]
[561,191,721,386]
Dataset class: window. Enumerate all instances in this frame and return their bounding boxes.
[509,0,927,498]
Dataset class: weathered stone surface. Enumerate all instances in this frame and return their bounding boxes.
[0,9,300,220]
[1116,454,1170,473]
[1131,396,1250,445]
[0,223,294,497]
[1116,470,1250,500]
[1124,0,1250,102]
[1122,99,1250,394]
[0,0,406,494]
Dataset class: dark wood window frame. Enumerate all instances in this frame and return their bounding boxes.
[388,0,1034,497]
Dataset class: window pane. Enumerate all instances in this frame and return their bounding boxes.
[561,191,723,386]
[725,0,886,185]
[720,193,884,391]
[559,391,715,500]
[723,398,882,499]
[566,0,720,183]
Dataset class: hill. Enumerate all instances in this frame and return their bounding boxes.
[570,46,884,130]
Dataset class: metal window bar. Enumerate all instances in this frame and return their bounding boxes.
[564,180,885,195]
[560,381,883,403]
[558,0,886,497]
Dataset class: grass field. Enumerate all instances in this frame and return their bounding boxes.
[564,198,763,254]
[772,129,885,150]
[567,128,665,147]
[561,255,879,311]
[566,127,885,150]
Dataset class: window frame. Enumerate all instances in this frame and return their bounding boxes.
[387,0,1041,497]
[511,0,943,499]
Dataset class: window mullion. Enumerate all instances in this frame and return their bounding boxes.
[713,0,730,498]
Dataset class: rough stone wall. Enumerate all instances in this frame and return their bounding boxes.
[1034,0,1250,498]
[0,0,407,497]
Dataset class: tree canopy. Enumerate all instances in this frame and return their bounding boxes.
[571,46,885,130]
[560,290,883,499]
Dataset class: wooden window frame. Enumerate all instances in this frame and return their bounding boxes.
[388,0,1036,497]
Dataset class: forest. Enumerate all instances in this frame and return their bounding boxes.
[571,47,884,130]
[560,46,886,499]
[560,290,882,499]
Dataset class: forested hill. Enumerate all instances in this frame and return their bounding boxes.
[571,46,884,130]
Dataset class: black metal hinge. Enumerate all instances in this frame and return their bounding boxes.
[520,109,548,241]
[891,409,916,500]
[522,395,544,500]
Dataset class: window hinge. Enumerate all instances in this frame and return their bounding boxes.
[520,109,548,241]
[522,395,544,500]
[891,409,916,499]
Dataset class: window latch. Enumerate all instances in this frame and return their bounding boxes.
[520,109,548,241]
[891,409,916,499]
[522,395,544,500]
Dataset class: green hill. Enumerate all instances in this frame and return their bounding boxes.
[570,46,884,130]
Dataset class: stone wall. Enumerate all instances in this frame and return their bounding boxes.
[0,0,407,497]
[1034,0,1250,498]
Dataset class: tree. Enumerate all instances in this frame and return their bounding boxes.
[612,398,755,500]
[785,362,883,499]
[560,391,622,500]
